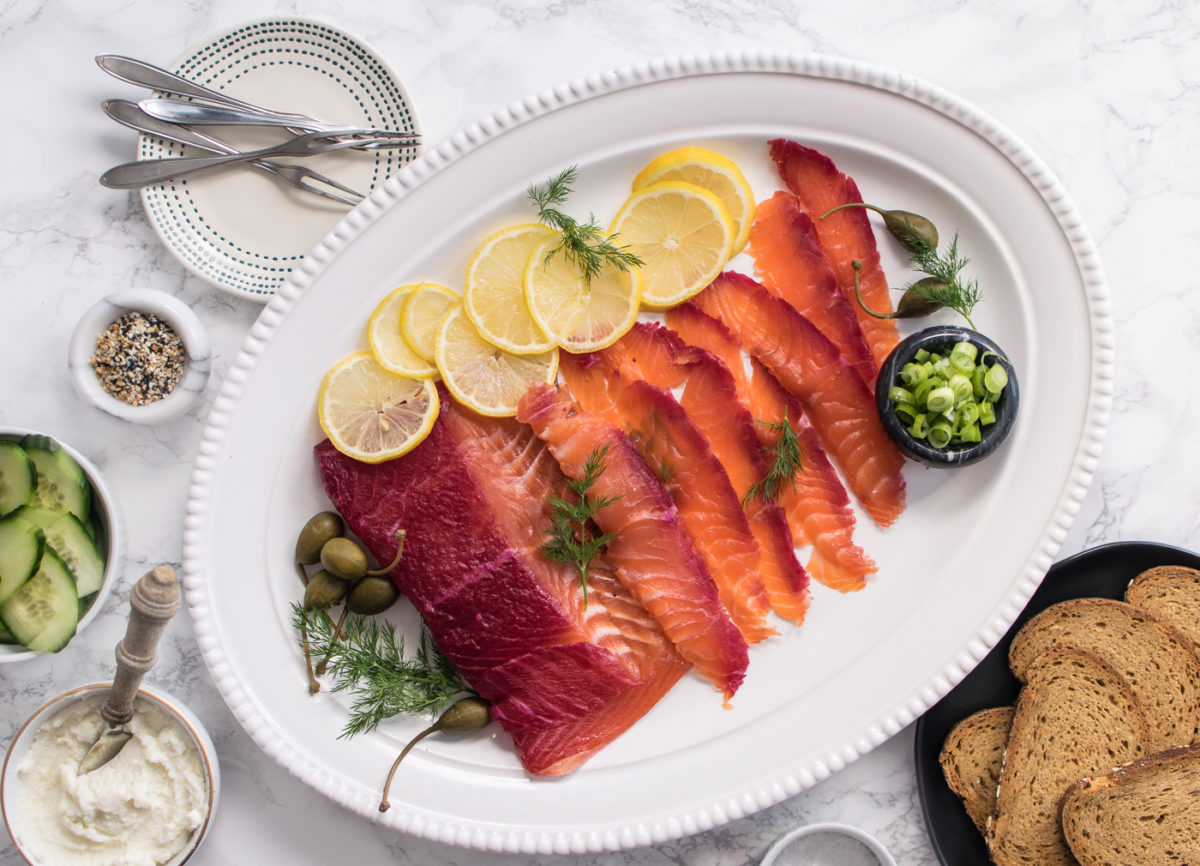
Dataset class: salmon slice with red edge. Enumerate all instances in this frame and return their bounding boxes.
[769,138,899,371]
[666,302,877,592]
[750,190,877,387]
[590,322,811,625]
[315,390,688,775]
[560,350,776,643]
[517,382,749,701]
[691,271,906,528]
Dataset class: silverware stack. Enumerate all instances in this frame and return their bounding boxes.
[96,55,421,206]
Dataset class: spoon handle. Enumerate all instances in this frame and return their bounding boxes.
[100,566,181,727]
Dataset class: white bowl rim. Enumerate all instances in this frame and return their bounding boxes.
[67,288,212,425]
[0,682,219,866]
[0,428,123,662]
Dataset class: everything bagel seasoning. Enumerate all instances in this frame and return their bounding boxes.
[90,311,185,405]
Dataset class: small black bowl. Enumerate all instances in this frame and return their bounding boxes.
[876,325,1018,468]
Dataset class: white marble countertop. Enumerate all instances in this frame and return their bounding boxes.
[1,1,1194,863]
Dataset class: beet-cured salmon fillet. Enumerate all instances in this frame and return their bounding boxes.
[560,351,776,644]
[518,382,749,701]
[691,271,906,528]
[769,138,899,370]
[589,323,811,625]
[665,303,877,592]
[315,391,688,775]
[749,190,877,387]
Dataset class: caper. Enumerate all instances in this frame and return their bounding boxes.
[346,575,400,615]
[304,570,349,610]
[893,278,950,318]
[379,696,491,811]
[320,537,369,581]
[295,512,344,565]
[821,202,939,254]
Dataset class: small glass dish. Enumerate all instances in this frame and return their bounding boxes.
[875,325,1019,468]
[760,821,897,865]
[1,683,220,866]
[0,428,122,662]
[68,289,211,425]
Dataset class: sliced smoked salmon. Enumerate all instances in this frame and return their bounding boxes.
[316,389,689,775]
[690,271,906,528]
[666,302,877,592]
[769,138,899,370]
[750,190,877,386]
[560,350,776,644]
[590,322,811,625]
[517,382,749,701]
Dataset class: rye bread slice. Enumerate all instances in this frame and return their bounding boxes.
[939,705,1014,834]
[1125,565,1200,654]
[1061,744,1200,865]
[1007,597,1200,751]
[987,647,1150,866]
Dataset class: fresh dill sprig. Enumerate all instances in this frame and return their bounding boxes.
[540,444,620,605]
[904,232,982,329]
[527,167,643,283]
[292,603,472,739]
[742,410,806,505]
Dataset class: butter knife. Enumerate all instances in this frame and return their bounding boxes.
[78,565,180,775]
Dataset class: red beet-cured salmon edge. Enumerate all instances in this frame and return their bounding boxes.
[559,349,777,645]
[517,382,749,702]
[768,138,900,371]
[750,190,877,387]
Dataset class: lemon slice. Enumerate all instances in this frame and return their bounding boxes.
[400,282,459,363]
[524,237,641,352]
[318,352,439,463]
[464,224,557,354]
[435,306,558,417]
[609,180,735,310]
[633,146,755,254]
[367,284,439,378]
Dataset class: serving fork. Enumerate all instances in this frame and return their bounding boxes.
[100,129,405,190]
[102,99,364,206]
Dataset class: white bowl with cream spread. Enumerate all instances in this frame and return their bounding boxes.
[1,683,219,866]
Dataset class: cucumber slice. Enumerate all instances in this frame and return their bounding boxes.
[22,436,91,523]
[0,618,16,644]
[0,514,45,606]
[0,442,35,516]
[13,506,104,598]
[0,548,78,653]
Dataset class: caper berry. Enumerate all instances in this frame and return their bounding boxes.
[295,512,344,565]
[320,537,369,581]
[346,575,400,615]
[821,202,939,254]
[304,570,349,610]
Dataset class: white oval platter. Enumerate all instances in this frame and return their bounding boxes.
[183,52,1112,854]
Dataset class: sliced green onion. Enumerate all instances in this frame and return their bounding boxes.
[893,402,919,425]
[899,363,927,387]
[914,348,930,363]
[888,385,916,405]
[957,402,980,426]
[979,401,997,425]
[958,422,981,443]
[926,386,954,414]
[949,374,973,404]
[909,413,929,439]
[928,419,953,449]
[952,341,978,362]
[984,363,1009,394]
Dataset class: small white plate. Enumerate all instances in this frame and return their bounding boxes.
[138,17,421,302]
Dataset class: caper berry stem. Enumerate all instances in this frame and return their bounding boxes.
[819,202,939,254]
[366,530,406,576]
[851,259,893,320]
[301,619,321,694]
[378,697,491,812]
[316,606,351,676]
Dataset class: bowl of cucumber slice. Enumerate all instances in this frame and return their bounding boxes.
[0,429,122,659]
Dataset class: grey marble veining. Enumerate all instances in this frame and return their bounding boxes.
[1,0,1197,863]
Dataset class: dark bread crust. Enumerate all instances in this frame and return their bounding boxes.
[1007,597,1200,751]
[939,706,1014,834]
[987,647,1151,866]
[1061,743,1200,865]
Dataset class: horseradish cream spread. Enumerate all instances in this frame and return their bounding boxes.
[14,694,207,866]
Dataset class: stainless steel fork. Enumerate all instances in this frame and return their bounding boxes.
[102,100,364,206]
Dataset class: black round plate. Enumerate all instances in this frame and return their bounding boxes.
[913,540,1200,864]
